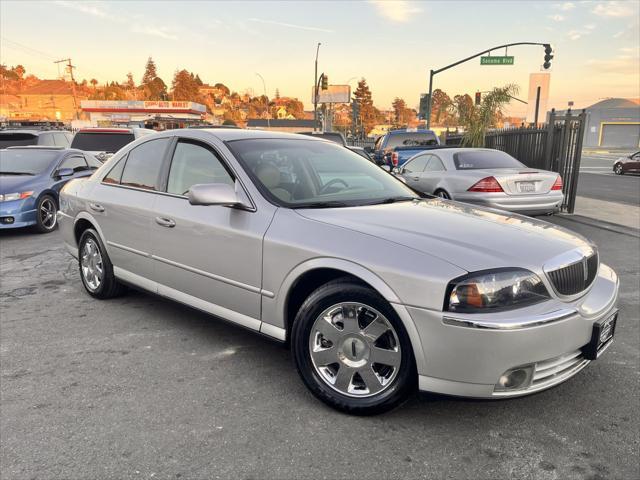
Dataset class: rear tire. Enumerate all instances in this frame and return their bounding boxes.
[435,189,451,200]
[78,228,126,299]
[291,278,416,415]
[33,194,58,233]
[614,163,624,175]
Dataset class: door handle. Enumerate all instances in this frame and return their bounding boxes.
[89,203,104,212]
[155,216,176,228]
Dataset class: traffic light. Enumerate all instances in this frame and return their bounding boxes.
[321,74,328,90]
[475,92,481,106]
[543,44,554,69]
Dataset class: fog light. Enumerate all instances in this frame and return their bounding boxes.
[495,365,534,392]
[1,217,14,224]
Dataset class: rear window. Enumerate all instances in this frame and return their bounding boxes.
[453,150,525,170]
[0,133,38,148]
[70,132,135,153]
[386,132,438,149]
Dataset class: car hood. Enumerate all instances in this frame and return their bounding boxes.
[0,174,42,194]
[296,199,592,272]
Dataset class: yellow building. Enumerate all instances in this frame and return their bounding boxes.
[3,80,87,122]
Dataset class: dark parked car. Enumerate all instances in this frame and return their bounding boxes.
[0,129,73,148]
[372,128,440,168]
[613,151,640,175]
[0,147,100,232]
[70,127,154,161]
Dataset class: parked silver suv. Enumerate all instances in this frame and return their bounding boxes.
[58,129,619,414]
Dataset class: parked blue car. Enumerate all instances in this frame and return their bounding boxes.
[0,147,101,233]
[371,128,441,168]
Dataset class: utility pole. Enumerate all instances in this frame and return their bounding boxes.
[313,43,321,131]
[54,58,79,120]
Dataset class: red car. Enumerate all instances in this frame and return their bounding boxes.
[613,151,640,175]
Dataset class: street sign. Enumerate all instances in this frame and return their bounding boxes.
[480,56,514,65]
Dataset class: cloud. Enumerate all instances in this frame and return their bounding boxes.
[369,0,422,23]
[130,24,178,40]
[247,18,334,33]
[549,14,565,21]
[592,1,638,17]
[553,2,575,10]
[53,0,116,20]
[567,23,597,40]
[587,56,639,75]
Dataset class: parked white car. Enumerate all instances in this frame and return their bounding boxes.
[396,148,564,215]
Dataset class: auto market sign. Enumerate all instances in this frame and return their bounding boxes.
[480,56,514,65]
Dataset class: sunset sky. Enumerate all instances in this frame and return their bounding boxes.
[1,0,638,116]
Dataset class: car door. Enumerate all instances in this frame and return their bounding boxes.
[150,138,269,328]
[400,155,429,191]
[418,154,448,193]
[88,137,171,285]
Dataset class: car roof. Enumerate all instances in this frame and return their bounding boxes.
[387,129,436,135]
[0,130,42,135]
[167,128,328,143]
[3,146,85,155]
[76,127,135,133]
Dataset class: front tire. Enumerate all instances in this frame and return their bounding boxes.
[435,189,451,200]
[34,194,58,233]
[291,279,416,415]
[614,163,624,175]
[78,228,126,299]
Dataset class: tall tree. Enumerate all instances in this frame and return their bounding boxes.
[90,78,98,90]
[453,94,474,126]
[430,89,453,126]
[462,84,519,147]
[171,69,200,101]
[392,97,406,124]
[141,57,158,85]
[354,78,377,134]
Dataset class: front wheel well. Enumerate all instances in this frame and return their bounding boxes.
[284,268,376,343]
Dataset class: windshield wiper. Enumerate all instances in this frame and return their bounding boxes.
[291,200,351,209]
[365,196,418,205]
[0,171,34,176]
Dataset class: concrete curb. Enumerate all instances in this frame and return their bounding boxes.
[557,214,640,238]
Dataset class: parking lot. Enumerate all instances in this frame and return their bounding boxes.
[1,217,638,480]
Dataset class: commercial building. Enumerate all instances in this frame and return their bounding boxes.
[80,100,207,129]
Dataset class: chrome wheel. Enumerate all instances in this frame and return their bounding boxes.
[81,238,104,291]
[309,302,401,398]
[39,198,57,229]
[436,190,450,199]
[614,164,623,175]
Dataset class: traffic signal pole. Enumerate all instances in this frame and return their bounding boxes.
[426,42,551,129]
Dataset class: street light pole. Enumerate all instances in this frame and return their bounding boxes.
[255,72,270,129]
[314,42,321,131]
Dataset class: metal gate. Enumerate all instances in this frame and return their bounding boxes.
[445,109,587,213]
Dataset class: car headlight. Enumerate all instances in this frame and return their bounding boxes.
[0,191,33,202]
[446,268,550,313]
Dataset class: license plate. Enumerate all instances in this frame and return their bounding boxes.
[518,181,535,193]
[582,311,618,360]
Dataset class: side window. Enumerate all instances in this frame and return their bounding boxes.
[403,155,429,173]
[38,133,55,146]
[374,136,384,150]
[425,156,446,172]
[166,140,234,196]
[59,155,88,173]
[103,156,126,184]
[120,138,170,191]
[84,154,102,169]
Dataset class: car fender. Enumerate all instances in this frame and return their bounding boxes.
[73,210,109,247]
[275,257,427,372]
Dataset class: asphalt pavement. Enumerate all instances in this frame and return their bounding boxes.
[1,223,639,480]
[578,151,639,206]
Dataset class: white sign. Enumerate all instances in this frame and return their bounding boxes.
[525,73,551,124]
[311,85,351,104]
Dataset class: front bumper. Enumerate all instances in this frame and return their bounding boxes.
[408,263,619,398]
[454,191,563,214]
[0,199,37,229]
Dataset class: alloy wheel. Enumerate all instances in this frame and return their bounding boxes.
[81,238,104,291]
[308,302,401,398]
[39,198,57,229]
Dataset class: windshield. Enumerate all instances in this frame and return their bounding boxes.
[227,138,417,207]
[0,133,38,148]
[0,150,58,175]
[71,132,134,152]
[386,132,438,148]
[453,150,525,170]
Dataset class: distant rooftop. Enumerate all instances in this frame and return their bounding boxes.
[586,98,640,110]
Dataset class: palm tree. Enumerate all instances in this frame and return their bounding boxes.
[461,84,519,147]
[90,78,98,90]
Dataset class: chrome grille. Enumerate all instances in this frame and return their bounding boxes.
[547,253,598,296]
[532,349,589,389]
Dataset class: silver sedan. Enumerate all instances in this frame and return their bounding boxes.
[58,129,618,415]
[396,148,564,214]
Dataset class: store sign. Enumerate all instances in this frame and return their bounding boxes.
[81,100,206,112]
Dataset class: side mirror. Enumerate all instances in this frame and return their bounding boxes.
[188,183,241,207]
[56,168,74,178]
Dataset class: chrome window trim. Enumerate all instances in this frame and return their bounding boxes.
[442,308,576,330]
